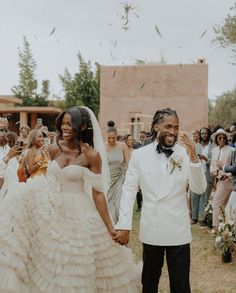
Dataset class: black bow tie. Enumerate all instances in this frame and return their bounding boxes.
[156,144,174,158]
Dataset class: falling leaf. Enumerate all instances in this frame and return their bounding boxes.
[122,25,129,31]
[200,29,207,39]
[120,2,136,31]
[134,13,140,18]
[109,50,116,60]
[34,35,38,41]
[139,82,146,90]
[190,59,196,64]
[135,59,146,64]
[112,70,116,78]
[49,27,56,36]
[155,25,162,38]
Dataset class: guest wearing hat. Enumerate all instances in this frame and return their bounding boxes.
[0,118,22,199]
[210,128,234,232]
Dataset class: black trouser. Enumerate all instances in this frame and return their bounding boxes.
[142,243,191,293]
[136,190,143,209]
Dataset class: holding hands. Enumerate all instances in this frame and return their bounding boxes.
[112,230,130,245]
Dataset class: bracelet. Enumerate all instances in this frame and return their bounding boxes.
[3,156,9,164]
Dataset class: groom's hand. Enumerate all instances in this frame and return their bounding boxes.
[113,230,130,245]
[180,132,199,162]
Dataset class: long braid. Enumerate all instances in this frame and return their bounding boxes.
[150,108,178,141]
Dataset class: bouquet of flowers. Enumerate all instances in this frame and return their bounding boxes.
[205,200,213,228]
[214,210,236,262]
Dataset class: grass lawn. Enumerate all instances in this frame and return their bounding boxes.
[128,208,236,293]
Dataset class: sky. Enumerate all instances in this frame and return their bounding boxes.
[0,0,235,101]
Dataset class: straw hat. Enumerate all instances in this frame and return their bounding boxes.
[211,128,230,143]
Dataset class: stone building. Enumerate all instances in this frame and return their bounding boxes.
[100,59,208,139]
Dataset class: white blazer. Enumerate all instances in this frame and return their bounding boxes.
[115,141,207,246]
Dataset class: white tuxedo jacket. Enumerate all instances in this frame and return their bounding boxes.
[115,142,207,246]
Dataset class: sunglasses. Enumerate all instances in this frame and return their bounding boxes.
[217,136,227,141]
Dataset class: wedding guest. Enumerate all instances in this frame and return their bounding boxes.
[217,149,236,222]
[105,121,130,224]
[190,129,200,144]
[0,118,21,198]
[122,134,134,162]
[190,127,215,226]
[229,123,236,148]
[114,108,206,293]
[133,131,147,149]
[6,131,18,148]
[0,106,139,292]
[24,129,49,179]
[210,128,234,232]
[19,125,30,148]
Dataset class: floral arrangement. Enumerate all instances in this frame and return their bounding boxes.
[214,211,236,255]
[205,200,213,228]
[168,156,183,174]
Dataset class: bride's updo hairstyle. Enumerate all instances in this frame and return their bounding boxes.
[56,106,94,153]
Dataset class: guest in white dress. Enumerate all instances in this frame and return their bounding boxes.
[0,118,21,199]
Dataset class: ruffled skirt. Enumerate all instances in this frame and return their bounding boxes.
[0,176,140,292]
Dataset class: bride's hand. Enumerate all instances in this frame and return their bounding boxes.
[108,227,117,237]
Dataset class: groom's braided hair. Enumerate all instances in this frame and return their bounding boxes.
[149,108,178,141]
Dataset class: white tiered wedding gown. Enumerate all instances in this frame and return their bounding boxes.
[0,160,140,293]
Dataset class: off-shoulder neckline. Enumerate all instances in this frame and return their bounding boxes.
[52,160,102,176]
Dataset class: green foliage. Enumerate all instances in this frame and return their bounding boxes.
[12,36,49,106]
[59,53,100,116]
[209,87,236,127]
[213,3,236,60]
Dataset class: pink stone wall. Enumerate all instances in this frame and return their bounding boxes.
[100,62,208,140]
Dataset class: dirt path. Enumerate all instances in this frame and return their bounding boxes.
[129,211,236,292]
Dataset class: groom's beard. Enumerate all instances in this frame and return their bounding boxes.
[158,133,178,148]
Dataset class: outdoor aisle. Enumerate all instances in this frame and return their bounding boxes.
[129,210,236,293]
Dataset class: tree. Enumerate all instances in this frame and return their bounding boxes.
[213,3,236,61]
[208,88,236,127]
[12,36,49,106]
[59,53,100,116]
[34,80,50,106]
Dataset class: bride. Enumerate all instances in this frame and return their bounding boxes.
[0,106,139,293]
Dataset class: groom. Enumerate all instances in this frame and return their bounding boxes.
[114,108,207,293]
